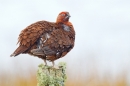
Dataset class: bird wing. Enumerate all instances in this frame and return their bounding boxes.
[11,21,57,57]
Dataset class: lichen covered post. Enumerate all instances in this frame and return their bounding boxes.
[37,62,67,86]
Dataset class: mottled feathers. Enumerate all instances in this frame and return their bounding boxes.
[10,11,75,64]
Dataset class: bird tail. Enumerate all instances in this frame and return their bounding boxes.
[10,45,28,57]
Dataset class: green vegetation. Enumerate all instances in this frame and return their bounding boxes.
[37,62,67,86]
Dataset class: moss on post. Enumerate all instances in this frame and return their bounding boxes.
[37,62,67,86]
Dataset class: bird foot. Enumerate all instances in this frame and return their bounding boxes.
[51,61,59,69]
[51,65,59,69]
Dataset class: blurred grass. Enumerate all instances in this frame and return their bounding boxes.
[0,70,128,86]
[0,71,37,86]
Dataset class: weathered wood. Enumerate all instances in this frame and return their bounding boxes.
[37,62,67,86]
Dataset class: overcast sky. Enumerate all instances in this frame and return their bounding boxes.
[0,0,130,82]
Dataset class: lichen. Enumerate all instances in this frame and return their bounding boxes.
[37,62,67,86]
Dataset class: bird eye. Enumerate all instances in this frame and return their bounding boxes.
[61,14,65,16]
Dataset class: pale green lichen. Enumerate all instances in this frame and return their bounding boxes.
[37,62,67,86]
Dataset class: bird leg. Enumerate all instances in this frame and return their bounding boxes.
[43,59,47,66]
[52,61,55,67]
[51,61,59,69]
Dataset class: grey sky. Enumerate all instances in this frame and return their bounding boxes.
[0,0,130,82]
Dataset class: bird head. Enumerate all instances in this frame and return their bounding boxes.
[56,11,71,24]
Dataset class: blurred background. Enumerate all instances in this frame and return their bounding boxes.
[0,0,130,86]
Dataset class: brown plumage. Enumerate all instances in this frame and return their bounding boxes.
[10,11,75,66]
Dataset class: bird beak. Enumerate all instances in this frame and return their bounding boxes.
[65,14,71,19]
[67,13,71,18]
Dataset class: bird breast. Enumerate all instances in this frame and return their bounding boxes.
[62,24,70,31]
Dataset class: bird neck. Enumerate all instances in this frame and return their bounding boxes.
[56,21,69,25]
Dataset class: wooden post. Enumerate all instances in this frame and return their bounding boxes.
[37,62,67,86]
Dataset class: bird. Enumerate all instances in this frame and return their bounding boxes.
[10,11,75,67]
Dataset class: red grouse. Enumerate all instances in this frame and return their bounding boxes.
[10,11,75,66]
